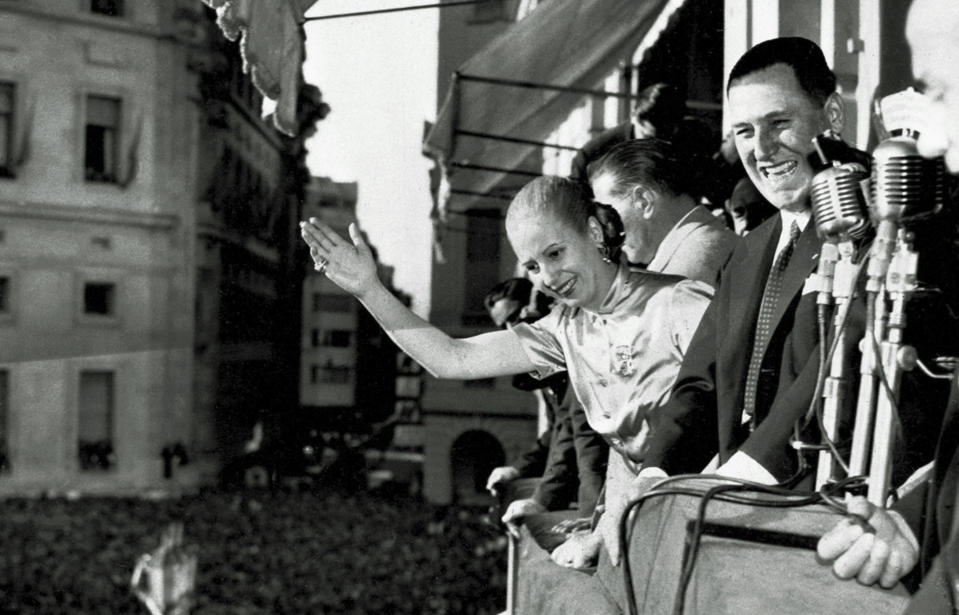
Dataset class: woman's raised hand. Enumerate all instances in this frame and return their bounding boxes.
[300,218,378,298]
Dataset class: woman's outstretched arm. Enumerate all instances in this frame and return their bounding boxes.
[301,218,536,380]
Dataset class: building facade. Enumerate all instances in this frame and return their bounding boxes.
[300,178,360,412]
[300,176,404,431]
[423,1,544,505]
[0,0,320,493]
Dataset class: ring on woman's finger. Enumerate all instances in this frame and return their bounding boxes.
[315,257,329,274]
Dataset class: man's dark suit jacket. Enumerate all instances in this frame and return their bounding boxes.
[642,213,834,480]
[511,373,608,515]
[641,203,957,482]
[533,391,608,516]
[901,379,959,613]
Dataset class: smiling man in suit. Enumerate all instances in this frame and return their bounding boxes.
[638,37,846,483]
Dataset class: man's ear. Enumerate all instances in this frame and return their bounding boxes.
[630,185,657,219]
[823,92,845,134]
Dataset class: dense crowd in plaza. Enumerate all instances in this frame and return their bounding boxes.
[0,490,506,614]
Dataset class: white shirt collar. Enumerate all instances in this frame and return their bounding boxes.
[775,209,811,253]
[779,208,811,233]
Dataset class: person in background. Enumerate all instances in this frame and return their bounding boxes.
[818,1,959,610]
[483,277,550,330]
[483,278,609,527]
[301,176,713,570]
[569,83,712,191]
[588,138,739,282]
[700,129,746,214]
[484,278,555,492]
[725,176,778,236]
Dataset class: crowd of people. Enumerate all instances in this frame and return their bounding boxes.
[301,0,959,611]
[0,490,507,614]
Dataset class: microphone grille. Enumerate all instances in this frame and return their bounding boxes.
[871,136,945,223]
[811,164,870,242]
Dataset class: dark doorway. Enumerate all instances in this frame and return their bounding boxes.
[450,430,505,505]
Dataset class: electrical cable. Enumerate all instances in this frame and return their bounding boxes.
[793,256,866,474]
[916,357,956,380]
[619,246,872,615]
[618,472,876,615]
[672,481,750,615]
[620,472,820,615]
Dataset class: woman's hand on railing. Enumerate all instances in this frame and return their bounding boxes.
[550,531,601,569]
[501,497,546,539]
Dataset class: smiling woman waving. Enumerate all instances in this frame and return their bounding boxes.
[300,176,713,566]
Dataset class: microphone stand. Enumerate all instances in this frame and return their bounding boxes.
[847,220,895,480]
[815,240,857,488]
[848,290,883,478]
[866,229,919,505]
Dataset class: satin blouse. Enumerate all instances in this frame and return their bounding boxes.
[512,262,712,461]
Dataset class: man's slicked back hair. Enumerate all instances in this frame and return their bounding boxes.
[727,37,836,105]
[588,138,694,200]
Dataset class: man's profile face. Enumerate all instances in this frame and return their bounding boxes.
[590,171,657,265]
[907,0,959,172]
[728,63,832,212]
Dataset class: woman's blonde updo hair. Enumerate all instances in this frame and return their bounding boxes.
[507,176,594,232]
[506,176,624,262]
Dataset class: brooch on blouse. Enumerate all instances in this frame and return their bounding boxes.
[613,344,636,377]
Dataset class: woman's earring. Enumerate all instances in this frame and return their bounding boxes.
[597,243,612,263]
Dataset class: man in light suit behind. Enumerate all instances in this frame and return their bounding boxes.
[589,138,739,287]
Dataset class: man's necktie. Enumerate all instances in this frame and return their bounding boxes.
[743,221,801,427]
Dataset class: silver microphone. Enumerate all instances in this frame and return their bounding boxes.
[811,162,871,244]
[810,156,870,304]
[867,136,945,290]
[871,136,945,224]
[807,145,871,487]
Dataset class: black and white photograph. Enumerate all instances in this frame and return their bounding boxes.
[1,0,958,613]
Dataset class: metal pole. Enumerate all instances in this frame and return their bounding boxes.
[816,307,848,487]
[449,189,514,201]
[458,73,639,100]
[867,231,918,505]
[448,161,541,177]
[506,532,518,615]
[848,292,882,477]
[454,129,580,152]
[816,243,855,488]
[304,1,490,21]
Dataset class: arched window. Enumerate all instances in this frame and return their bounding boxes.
[449,429,505,504]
